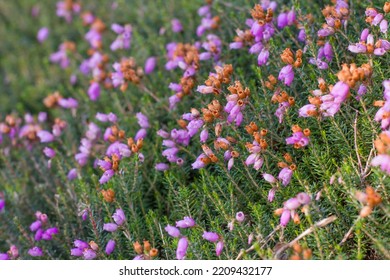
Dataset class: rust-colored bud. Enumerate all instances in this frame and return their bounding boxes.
[133,241,143,254]
[101,189,115,203]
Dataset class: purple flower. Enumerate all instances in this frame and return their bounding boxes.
[37,130,54,143]
[268,188,276,202]
[136,112,150,128]
[200,129,209,143]
[176,216,196,228]
[323,42,333,61]
[83,249,97,260]
[263,173,277,183]
[298,29,306,42]
[277,13,288,29]
[280,210,291,227]
[88,82,100,101]
[105,240,116,255]
[110,24,132,51]
[215,241,224,257]
[0,253,9,260]
[278,65,294,86]
[299,104,317,117]
[144,57,157,74]
[67,168,77,181]
[372,154,390,174]
[30,220,42,232]
[171,18,183,33]
[286,131,309,148]
[112,209,126,226]
[284,198,301,210]
[28,247,43,257]
[103,223,118,232]
[74,240,89,250]
[0,199,5,212]
[380,19,388,33]
[134,128,147,141]
[165,224,181,237]
[37,27,49,43]
[43,147,56,158]
[278,168,293,186]
[297,192,311,205]
[202,231,219,242]
[360,28,369,41]
[257,49,269,66]
[176,237,188,260]
[99,169,115,184]
[155,163,170,171]
[70,248,83,257]
[58,97,78,109]
[235,212,245,222]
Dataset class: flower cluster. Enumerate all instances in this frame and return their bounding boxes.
[28,211,59,257]
[289,242,312,260]
[56,0,80,23]
[230,2,276,66]
[111,57,144,91]
[285,125,310,149]
[276,192,311,227]
[133,240,159,260]
[50,41,76,69]
[110,23,132,51]
[355,186,382,218]
[0,245,18,260]
[164,216,196,260]
[103,208,126,232]
[365,5,389,34]
[317,0,349,37]
[70,239,99,260]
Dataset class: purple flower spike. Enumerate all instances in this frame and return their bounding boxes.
[103,223,118,232]
[67,168,77,181]
[176,237,188,260]
[176,216,196,228]
[105,240,116,255]
[202,231,219,242]
[28,247,43,257]
[216,241,224,257]
[112,209,126,226]
[165,224,181,237]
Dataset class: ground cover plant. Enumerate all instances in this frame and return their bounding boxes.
[0,0,389,260]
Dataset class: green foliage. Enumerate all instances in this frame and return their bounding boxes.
[0,0,389,260]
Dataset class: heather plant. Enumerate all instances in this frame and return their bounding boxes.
[0,0,389,261]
